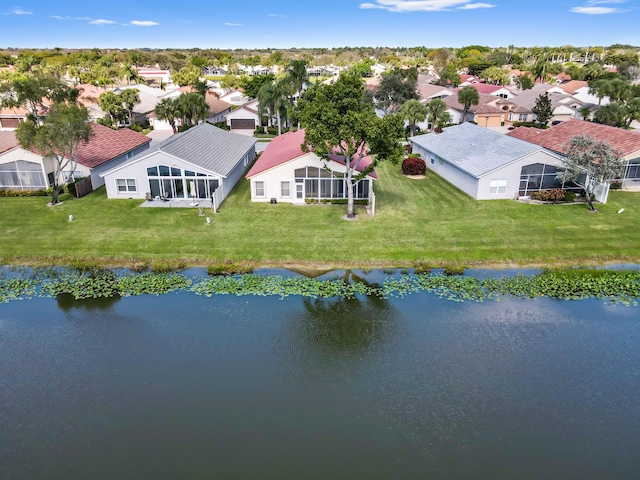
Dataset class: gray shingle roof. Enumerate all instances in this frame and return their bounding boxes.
[410,122,550,178]
[151,123,256,177]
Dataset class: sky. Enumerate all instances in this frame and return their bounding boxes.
[1,0,638,49]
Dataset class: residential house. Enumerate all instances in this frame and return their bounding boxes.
[499,84,583,124]
[463,83,515,99]
[417,83,454,103]
[101,123,256,207]
[225,98,261,134]
[443,93,507,127]
[219,89,251,106]
[178,86,233,123]
[246,128,376,204]
[410,122,572,200]
[135,68,171,86]
[0,124,150,191]
[507,119,640,188]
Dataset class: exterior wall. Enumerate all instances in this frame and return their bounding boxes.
[508,112,534,123]
[472,114,504,127]
[412,143,563,200]
[0,147,50,189]
[218,146,255,204]
[475,150,560,200]
[412,144,479,198]
[88,143,150,189]
[446,109,463,125]
[248,152,374,203]
[225,109,260,128]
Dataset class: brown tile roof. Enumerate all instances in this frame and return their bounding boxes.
[444,93,500,113]
[557,80,588,95]
[506,120,640,156]
[178,87,233,115]
[76,124,151,168]
[0,130,19,154]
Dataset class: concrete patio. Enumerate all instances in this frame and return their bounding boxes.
[139,198,215,209]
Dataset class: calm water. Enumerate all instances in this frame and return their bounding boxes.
[1,270,639,479]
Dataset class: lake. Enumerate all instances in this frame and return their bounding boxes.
[1,269,639,479]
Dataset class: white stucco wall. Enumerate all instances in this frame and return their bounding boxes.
[247,152,375,203]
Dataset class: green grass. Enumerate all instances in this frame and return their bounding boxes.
[2,162,640,268]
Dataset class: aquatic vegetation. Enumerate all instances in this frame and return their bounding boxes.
[0,267,639,305]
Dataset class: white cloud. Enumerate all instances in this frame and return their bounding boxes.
[130,20,159,26]
[359,0,493,11]
[90,19,117,25]
[13,7,32,15]
[224,22,242,26]
[51,15,70,20]
[458,2,495,9]
[571,0,627,14]
[268,13,286,17]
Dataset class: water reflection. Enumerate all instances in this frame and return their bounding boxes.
[56,293,121,311]
[295,270,396,356]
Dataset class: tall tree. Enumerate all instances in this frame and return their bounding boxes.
[480,66,509,86]
[425,98,451,132]
[176,92,208,129]
[556,135,625,211]
[154,97,179,134]
[0,72,63,124]
[15,103,93,204]
[298,71,404,218]
[532,92,553,127]
[287,59,309,95]
[373,72,418,114]
[457,86,479,123]
[398,99,428,137]
[436,64,461,87]
[98,91,125,128]
[119,88,140,126]
[588,79,610,106]
[515,74,534,92]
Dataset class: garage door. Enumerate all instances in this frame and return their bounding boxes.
[0,118,21,129]
[230,119,255,130]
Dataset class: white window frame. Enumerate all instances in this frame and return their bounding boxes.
[254,180,265,198]
[116,178,137,193]
[489,178,507,195]
[280,181,291,198]
[518,113,528,122]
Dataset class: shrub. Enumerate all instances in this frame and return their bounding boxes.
[512,121,545,129]
[610,181,623,190]
[443,265,465,276]
[402,157,427,176]
[0,189,48,197]
[529,188,566,203]
[564,191,576,202]
[266,126,278,135]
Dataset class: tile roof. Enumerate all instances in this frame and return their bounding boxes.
[417,83,453,100]
[443,93,501,113]
[557,80,588,95]
[77,124,151,169]
[246,128,377,179]
[178,87,233,115]
[0,130,19,154]
[411,122,550,178]
[506,120,640,156]
[142,122,257,177]
[465,83,512,95]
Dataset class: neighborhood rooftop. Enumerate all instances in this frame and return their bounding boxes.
[0,131,19,155]
[410,122,555,178]
[136,122,256,177]
[507,119,640,156]
[77,124,151,169]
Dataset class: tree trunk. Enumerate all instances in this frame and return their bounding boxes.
[346,167,355,219]
[51,184,60,205]
[461,107,468,124]
[276,111,282,136]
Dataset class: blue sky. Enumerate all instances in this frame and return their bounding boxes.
[1,0,638,49]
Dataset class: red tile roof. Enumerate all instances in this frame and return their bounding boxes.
[0,131,19,154]
[76,124,151,168]
[246,129,377,179]
[506,120,640,156]
[465,83,509,95]
[557,80,588,95]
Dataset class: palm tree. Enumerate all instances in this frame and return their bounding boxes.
[398,99,428,137]
[257,79,292,135]
[287,59,309,95]
[457,86,479,124]
[176,93,209,129]
[257,81,276,128]
[589,79,610,106]
[154,98,179,134]
[425,98,450,132]
[119,88,140,127]
[119,64,139,86]
[98,91,124,128]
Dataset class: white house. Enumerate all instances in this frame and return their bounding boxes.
[100,123,256,207]
[411,123,573,200]
[0,125,150,192]
[225,99,261,134]
[245,129,376,203]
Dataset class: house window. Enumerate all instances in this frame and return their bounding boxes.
[62,170,84,182]
[489,179,507,195]
[518,114,528,122]
[281,181,291,198]
[430,156,435,165]
[255,181,265,197]
[116,178,137,193]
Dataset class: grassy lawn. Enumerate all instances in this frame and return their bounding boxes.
[1,162,639,268]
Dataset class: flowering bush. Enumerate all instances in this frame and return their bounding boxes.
[402,157,426,176]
